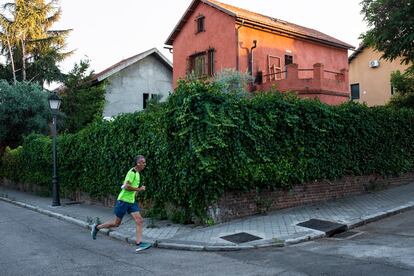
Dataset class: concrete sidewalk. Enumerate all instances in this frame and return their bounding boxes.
[1,183,414,251]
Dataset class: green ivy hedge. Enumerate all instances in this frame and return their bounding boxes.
[2,80,414,222]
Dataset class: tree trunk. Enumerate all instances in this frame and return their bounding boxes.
[6,34,17,84]
[21,38,26,81]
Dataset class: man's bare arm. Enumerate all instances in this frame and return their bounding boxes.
[123,181,145,192]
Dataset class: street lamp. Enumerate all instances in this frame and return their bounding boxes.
[48,92,62,206]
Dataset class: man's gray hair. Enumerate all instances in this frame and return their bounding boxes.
[134,155,145,165]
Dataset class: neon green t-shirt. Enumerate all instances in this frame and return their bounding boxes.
[117,168,140,203]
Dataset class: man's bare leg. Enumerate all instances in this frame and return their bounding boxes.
[91,217,122,239]
[97,217,122,230]
[131,212,144,244]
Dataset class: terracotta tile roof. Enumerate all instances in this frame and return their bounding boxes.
[166,0,354,49]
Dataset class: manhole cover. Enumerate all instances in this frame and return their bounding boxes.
[297,219,347,237]
[220,232,263,244]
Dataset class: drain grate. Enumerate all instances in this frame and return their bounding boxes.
[220,232,263,244]
[297,219,347,237]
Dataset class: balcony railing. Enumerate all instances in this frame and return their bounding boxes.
[255,63,349,105]
[258,63,349,95]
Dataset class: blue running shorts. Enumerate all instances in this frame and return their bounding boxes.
[114,200,140,219]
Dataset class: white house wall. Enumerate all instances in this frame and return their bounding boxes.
[102,54,172,118]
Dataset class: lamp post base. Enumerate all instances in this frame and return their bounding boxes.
[52,177,60,206]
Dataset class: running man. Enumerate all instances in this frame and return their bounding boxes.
[91,155,146,249]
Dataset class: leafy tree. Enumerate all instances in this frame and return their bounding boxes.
[0,62,13,80]
[361,0,414,65]
[59,59,106,133]
[0,0,72,85]
[387,67,414,108]
[387,91,414,108]
[0,80,50,150]
[361,0,414,107]
[391,67,414,95]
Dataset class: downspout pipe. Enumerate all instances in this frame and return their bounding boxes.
[236,20,245,71]
[163,46,173,54]
[250,40,257,78]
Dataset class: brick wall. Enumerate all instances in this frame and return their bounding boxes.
[0,178,117,208]
[70,190,117,208]
[3,172,414,223]
[1,178,49,196]
[208,172,414,223]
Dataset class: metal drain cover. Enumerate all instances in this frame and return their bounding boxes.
[220,232,263,244]
[297,219,347,236]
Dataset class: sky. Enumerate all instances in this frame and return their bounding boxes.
[5,0,370,77]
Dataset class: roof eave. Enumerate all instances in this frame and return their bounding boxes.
[165,0,236,46]
[165,0,354,50]
[201,0,236,17]
[93,48,172,82]
[348,44,366,63]
[165,0,200,46]
[236,18,354,50]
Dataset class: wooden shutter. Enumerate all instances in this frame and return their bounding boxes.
[208,48,215,76]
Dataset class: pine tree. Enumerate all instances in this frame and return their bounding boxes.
[0,0,72,85]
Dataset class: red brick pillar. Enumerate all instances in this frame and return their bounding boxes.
[313,63,324,80]
[286,63,298,81]
[339,68,349,93]
[313,63,324,89]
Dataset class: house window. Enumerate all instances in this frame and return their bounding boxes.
[350,83,360,100]
[191,52,206,77]
[189,49,215,78]
[285,55,293,66]
[143,93,150,109]
[391,84,395,95]
[196,15,205,33]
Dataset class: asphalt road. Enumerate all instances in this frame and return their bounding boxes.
[1,201,413,275]
[221,209,414,275]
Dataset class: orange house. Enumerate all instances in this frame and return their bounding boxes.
[165,0,354,105]
[348,45,411,106]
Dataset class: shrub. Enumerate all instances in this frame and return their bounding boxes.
[2,80,414,222]
[0,81,50,149]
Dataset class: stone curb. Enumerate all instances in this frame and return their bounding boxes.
[0,196,131,243]
[347,202,414,229]
[0,195,285,251]
[284,231,326,245]
[156,239,285,251]
[1,195,414,251]
[0,196,91,229]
